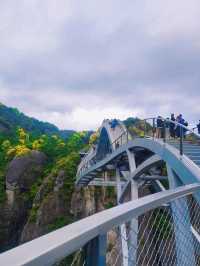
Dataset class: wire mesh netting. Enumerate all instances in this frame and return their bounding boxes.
[107,195,200,266]
[53,194,200,266]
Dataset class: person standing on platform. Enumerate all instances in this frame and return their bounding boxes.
[156,116,163,138]
[197,121,200,135]
[169,113,176,138]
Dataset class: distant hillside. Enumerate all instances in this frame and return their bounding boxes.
[0,103,75,139]
[123,117,151,137]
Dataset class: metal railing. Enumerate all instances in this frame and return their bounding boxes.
[0,184,200,266]
[77,123,131,177]
[111,130,129,150]
[143,117,200,156]
[77,117,200,178]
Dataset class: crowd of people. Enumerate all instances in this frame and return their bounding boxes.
[156,114,200,139]
[107,116,200,140]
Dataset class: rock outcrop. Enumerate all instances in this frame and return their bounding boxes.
[6,151,47,192]
[0,150,116,256]
[0,151,47,252]
[20,171,72,243]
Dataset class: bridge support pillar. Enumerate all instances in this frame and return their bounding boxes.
[127,150,138,266]
[116,168,129,266]
[85,234,107,266]
[167,164,196,266]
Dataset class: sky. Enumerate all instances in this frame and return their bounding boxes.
[0,0,200,131]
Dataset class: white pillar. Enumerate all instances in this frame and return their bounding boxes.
[116,168,129,266]
[167,164,196,266]
[127,150,138,266]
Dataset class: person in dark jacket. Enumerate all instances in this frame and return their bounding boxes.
[197,121,200,134]
[183,120,188,138]
[175,114,185,138]
[156,116,163,138]
[169,113,176,138]
[175,114,182,138]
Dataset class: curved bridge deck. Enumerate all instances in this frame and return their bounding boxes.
[76,119,200,191]
[1,117,200,266]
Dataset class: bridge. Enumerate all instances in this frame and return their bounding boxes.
[1,117,200,265]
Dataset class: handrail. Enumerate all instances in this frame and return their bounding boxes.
[0,183,200,266]
[144,116,200,138]
[77,117,200,178]
[143,116,200,156]
[111,130,129,147]
[77,120,132,176]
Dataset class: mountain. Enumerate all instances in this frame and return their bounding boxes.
[123,117,151,137]
[0,103,93,255]
[0,102,102,264]
[0,103,75,139]
[0,103,150,262]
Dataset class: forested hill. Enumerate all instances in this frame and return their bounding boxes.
[0,102,75,139]
[0,103,147,261]
[0,102,94,255]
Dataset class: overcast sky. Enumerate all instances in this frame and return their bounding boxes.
[0,0,200,130]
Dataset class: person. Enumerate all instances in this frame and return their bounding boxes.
[111,119,118,130]
[175,114,182,138]
[197,120,200,134]
[169,113,176,138]
[176,114,185,138]
[179,114,185,125]
[156,116,163,138]
[165,117,170,139]
[115,141,120,149]
[183,120,188,138]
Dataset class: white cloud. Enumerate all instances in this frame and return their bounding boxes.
[29,106,143,131]
[0,0,200,130]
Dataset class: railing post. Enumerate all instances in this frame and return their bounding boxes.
[85,234,107,266]
[180,127,183,155]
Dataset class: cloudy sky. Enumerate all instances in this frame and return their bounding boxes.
[0,0,200,130]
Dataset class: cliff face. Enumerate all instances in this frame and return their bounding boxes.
[0,148,115,252]
[21,183,112,243]
[0,151,47,251]
[6,151,47,192]
[20,170,73,243]
[0,142,163,258]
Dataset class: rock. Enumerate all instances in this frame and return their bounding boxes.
[54,170,65,192]
[107,230,119,266]
[0,196,29,252]
[20,191,70,243]
[6,151,47,191]
[0,151,47,251]
[71,187,96,219]
[20,171,72,243]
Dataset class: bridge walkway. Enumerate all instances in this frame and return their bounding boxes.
[1,117,200,265]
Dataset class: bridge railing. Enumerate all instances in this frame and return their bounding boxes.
[143,117,200,156]
[77,117,200,178]
[1,183,200,266]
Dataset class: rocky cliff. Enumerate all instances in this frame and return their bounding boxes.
[0,148,116,256]
[0,151,47,251]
